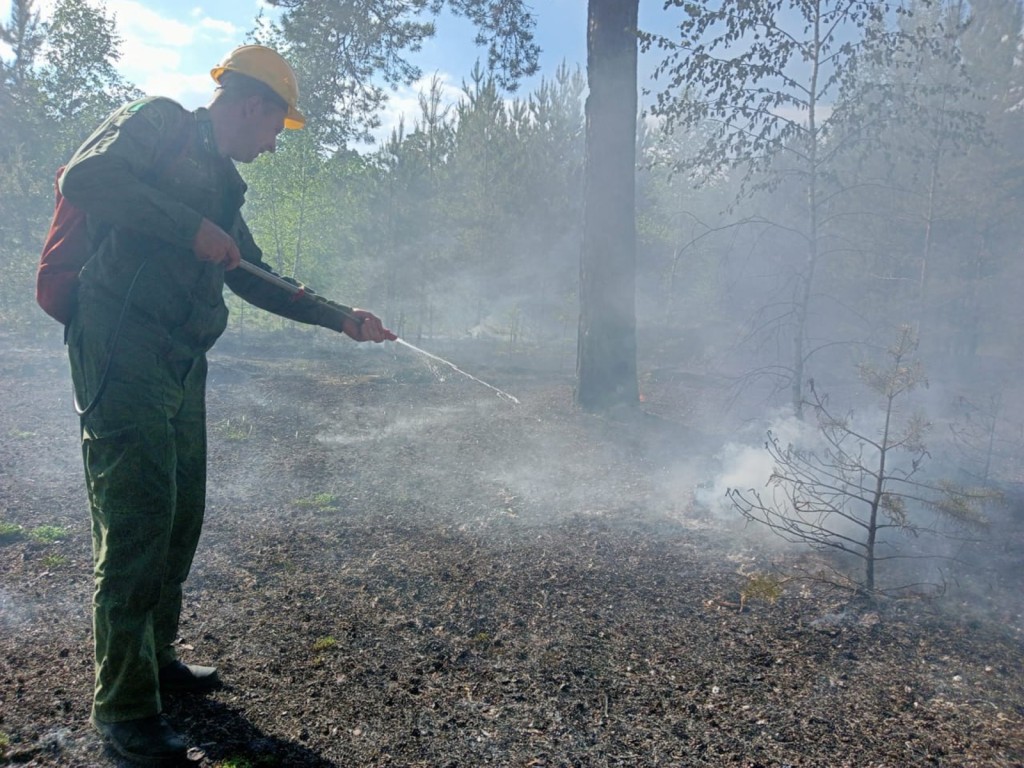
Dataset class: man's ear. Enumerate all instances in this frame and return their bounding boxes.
[241,94,263,119]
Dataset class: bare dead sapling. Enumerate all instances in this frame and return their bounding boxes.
[727,328,991,598]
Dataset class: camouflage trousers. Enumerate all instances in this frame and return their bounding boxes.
[68,310,208,723]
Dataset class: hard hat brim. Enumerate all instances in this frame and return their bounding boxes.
[284,108,305,130]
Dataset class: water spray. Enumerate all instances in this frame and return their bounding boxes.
[392,337,520,404]
[236,260,519,404]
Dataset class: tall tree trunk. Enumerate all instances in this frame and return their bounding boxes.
[575,0,640,411]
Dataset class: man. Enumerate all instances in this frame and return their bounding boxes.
[59,45,394,765]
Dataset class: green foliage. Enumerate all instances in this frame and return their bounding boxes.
[470,631,491,646]
[0,521,25,541]
[644,0,902,190]
[42,553,68,568]
[0,0,140,327]
[214,416,254,442]
[446,0,540,90]
[0,0,44,87]
[257,0,538,149]
[311,636,337,652]
[0,4,48,328]
[37,0,142,157]
[29,525,68,543]
[1,0,570,343]
[741,573,783,607]
[294,492,339,512]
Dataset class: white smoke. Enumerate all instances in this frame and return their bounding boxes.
[0,586,37,630]
[695,408,822,517]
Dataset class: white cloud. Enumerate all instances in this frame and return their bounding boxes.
[111,1,196,47]
[137,72,214,109]
[199,17,238,38]
[108,2,244,105]
[120,37,183,78]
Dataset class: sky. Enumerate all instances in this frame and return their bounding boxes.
[2,0,648,145]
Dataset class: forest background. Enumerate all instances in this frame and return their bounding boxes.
[4,4,1024,764]
[3,0,1024,489]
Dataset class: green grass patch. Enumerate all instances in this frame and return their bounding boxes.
[29,525,68,544]
[42,553,69,569]
[295,492,340,512]
[0,521,24,541]
[312,636,337,652]
[741,573,784,607]
[214,416,253,441]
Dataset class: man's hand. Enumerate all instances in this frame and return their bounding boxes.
[193,218,241,270]
[342,309,397,343]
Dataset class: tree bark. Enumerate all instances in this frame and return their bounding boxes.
[575,0,639,411]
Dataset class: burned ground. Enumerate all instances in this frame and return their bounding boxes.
[1,328,1022,767]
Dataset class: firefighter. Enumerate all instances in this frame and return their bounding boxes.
[59,44,394,765]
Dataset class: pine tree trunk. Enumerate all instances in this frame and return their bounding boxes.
[575,0,640,411]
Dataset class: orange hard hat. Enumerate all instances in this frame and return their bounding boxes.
[211,44,306,129]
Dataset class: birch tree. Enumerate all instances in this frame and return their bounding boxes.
[642,0,944,417]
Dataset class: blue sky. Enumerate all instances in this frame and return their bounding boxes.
[2,1,674,144]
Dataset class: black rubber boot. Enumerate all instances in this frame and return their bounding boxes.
[92,714,187,766]
[158,660,222,694]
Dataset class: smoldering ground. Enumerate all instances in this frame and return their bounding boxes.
[1,326,1023,767]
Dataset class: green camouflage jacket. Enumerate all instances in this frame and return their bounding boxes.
[60,96,353,356]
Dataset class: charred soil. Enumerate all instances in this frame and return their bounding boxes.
[1,328,1022,767]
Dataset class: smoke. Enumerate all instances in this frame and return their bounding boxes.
[316,405,460,447]
[694,408,817,518]
[0,586,37,630]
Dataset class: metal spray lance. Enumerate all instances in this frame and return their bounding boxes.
[235,260,520,404]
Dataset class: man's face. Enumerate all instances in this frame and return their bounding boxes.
[231,98,287,163]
